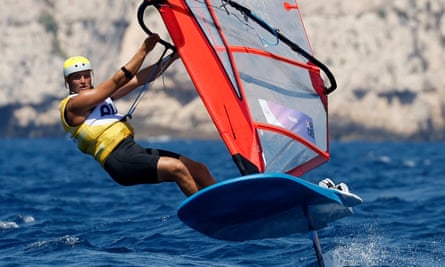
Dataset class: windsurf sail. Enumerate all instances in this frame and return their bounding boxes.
[138,0,337,177]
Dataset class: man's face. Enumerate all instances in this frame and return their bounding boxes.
[67,70,93,92]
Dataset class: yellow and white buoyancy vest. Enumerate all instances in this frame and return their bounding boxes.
[59,96,134,165]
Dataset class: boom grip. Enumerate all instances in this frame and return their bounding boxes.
[137,0,176,51]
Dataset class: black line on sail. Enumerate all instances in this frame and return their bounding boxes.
[222,0,337,94]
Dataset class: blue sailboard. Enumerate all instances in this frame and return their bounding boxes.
[178,173,361,241]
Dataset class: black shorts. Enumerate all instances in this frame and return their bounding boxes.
[104,136,180,186]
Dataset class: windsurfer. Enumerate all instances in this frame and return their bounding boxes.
[58,34,216,196]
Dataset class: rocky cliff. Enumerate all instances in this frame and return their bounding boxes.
[1,0,444,140]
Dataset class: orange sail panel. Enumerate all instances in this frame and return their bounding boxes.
[157,0,330,176]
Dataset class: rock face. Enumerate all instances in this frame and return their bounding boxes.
[302,0,445,140]
[0,0,444,140]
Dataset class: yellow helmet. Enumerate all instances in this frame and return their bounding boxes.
[63,56,92,78]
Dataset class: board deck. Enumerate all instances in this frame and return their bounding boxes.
[177,173,362,241]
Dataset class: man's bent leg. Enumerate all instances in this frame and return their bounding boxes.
[179,156,217,189]
[157,157,199,196]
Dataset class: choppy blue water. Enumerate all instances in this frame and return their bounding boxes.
[1,138,444,266]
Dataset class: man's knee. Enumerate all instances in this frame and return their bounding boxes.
[158,157,190,182]
[170,159,190,178]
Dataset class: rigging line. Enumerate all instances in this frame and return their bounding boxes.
[218,0,280,46]
[194,0,277,46]
[187,0,279,47]
[125,0,178,120]
[124,47,171,120]
[191,0,254,29]
[217,0,278,46]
